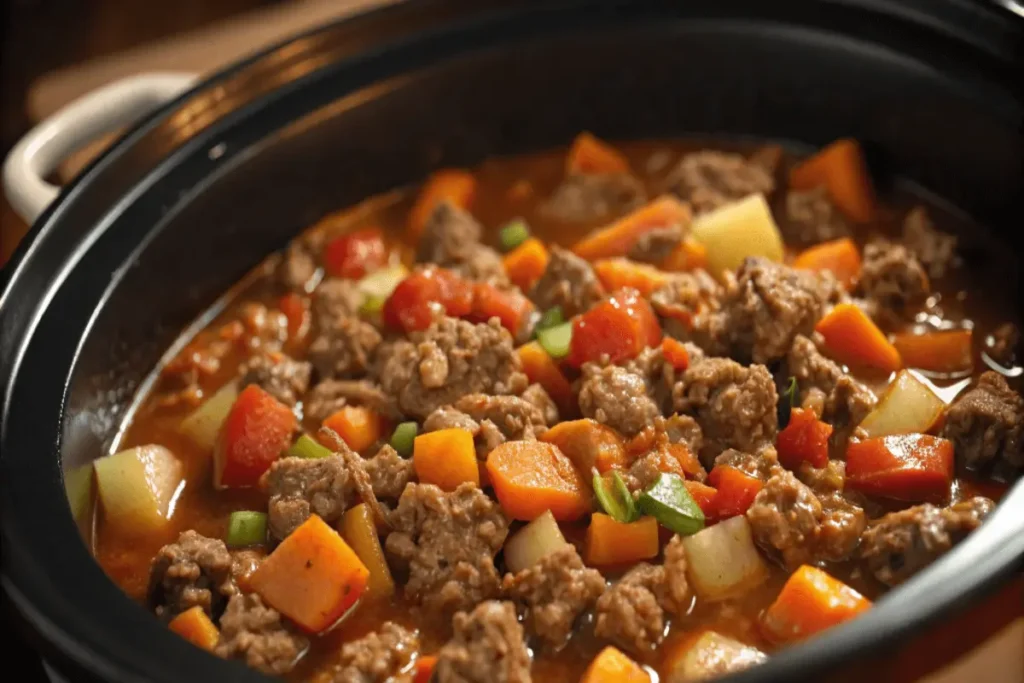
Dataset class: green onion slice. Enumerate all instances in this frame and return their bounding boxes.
[536,306,565,332]
[288,434,333,460]
[778,376,798,430]
[637,473,705,536]
[499,219,530,251]
[593,470,640,523]
[390,421,418,458]
[227,511,268,547]
[537,321,572,359]
[360,294,386,316]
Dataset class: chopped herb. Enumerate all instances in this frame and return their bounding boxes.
[593,470,639,523]
[637,473,704,536]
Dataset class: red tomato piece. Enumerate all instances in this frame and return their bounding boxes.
[776,408,833,470]
[567,288,662,367]
[383,267,474,332]
[467,282,535,336]
[322,228,387,279]
[845,434,954,503]
[277,293,309,342]
[708,465,763,519]
[215,385,296,489]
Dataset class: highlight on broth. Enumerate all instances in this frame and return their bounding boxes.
[80,133,1022,682]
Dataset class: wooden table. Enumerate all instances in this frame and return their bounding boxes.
[3,1,1022,680]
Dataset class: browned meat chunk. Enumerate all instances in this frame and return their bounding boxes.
[578,363,661,437]
[379,316,528,420]
[261,454,356,540]
[675,357,778,464]
[214,593,308,676]
[148,530,236,619]
[782,187,850,246]
[501,545,606,648]
[713,446,779,481]
[860,496,995,585]
[724,257,841,364]
[941,371,1024,470]
[665,151,775,214]
[423,406,482,434]
[521,383,559,426]
[327,622,419,683]
[625,346,683,413]
[312,278,364,330]
[858,240,930,321]
[385,483,509,615]
[594,537,689,653]
[304,379,400,423]
[364,445,415,500]
[277,239,320,293]
[542,173,647,223]
[417,202,507,284]
[987,323,1020,368]
[628,225,684,264]
[650,272,729,356]
[435,601,531,683]
[529,246,605,318]
[424,393,549,458]
[746,469,865,567]
[230,548,264,587]
[239,352,312,407]
[308,316,382,380]
[903,206,957,279]
[662,413,705,457]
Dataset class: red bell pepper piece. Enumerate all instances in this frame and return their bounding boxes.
[467,282,535,336]
[383,267,474,332]
[277,293,309,342]
[567,288,662,367]
[323,228,387,280]
[776,408,832,470]
[215,385,296,489]
[708,465,763,519]
[845,434,954,503]
[684,480,718,517]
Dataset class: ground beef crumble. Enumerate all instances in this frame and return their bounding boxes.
[148,531,237,619]
[858,240,930,323]
[664,151,775,214]
[435,601,532,683]
[327,622,419,683]
[215,593,308,676]
[782,187,850,246]
[941,371,1024,470]
[239,352,312,407]
[578,363,661,437]
[542,173,647,224]
[261,454,358,540]
[528,246,605,318]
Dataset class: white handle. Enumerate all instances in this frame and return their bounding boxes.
[2,72,198,225]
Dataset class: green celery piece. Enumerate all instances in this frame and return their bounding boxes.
[638,472,705,536]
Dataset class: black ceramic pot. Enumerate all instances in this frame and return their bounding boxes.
[2,1,1022,682]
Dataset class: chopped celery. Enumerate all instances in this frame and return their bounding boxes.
[778,376,798,430]
[637,473,704,536]
[390,422,418,458]
[593,470,639,523]
[360,294,386,316]
[499,219,530,251]
[536,306,565,332]
[288,434,333,460]
[357,264,408,300]
[227,511,268,547]
[537,322,572,359]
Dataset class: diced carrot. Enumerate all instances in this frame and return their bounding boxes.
[215,385,297,489]
[322,228,387,280]
[413,428,479,492]
[845,434,954,503]
[486,441,590,521]
[250,515,369,633]
[708,466,763,519]
[790,139,876,223]
[815,303,901,374]
[323,406,384,454]
[566,132,630,175]
[467,282,535,336]
[892,329,973,374]
[663,442,705,479]
[278,292,310,342]
[517,342,576,417]
[585,513,660,565]
[594,258,672,296]
[573,195,692,261]
[661,337,691,371]
[383,267,474,332]
[661,236,708,272]
[776,408,833,470]
[168,605,220,651]
[580,645,650,683]
[541,419,627,475]
[792,237,862,288]
[762,565,871,644]
[414,656,438,683]
[408,169,476,240]
[684,481,718,517]
[502,237,550,291]
[339,503,395,601]
[567,288,662,368]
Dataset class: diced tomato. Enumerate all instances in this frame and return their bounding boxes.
[708,465,763,519]
[845,434,954,503]
[567,289,662,367]
[467,282,535,336]
[215,385,296,489]
[383,267,474,332]
[776,408,833,470]
[277,293,309,342]
[661,337,690,371]
[414,656,437,683]
[322,228,387,280]
[684,481,718,517]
